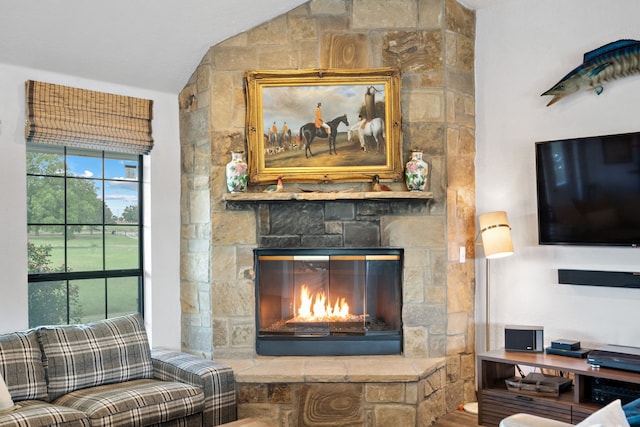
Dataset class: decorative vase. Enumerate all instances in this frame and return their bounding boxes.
[225,151,248,193]
[405,150,429,191]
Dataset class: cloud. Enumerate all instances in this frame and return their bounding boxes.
[105,194,137,203]
[108,180,138,190]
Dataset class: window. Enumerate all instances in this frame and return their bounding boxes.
[24,80,153,327]
[27,143,143,327]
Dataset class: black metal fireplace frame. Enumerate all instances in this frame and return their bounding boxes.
[253,247,403,356]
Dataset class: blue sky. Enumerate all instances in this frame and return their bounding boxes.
[66,154,138,217]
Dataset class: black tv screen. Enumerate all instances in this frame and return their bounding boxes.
[536,131,640,247]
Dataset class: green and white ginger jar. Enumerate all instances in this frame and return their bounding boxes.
[225,151,248,193]
[405,150,429,191]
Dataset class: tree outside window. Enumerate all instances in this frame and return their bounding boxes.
[27,144,143,327]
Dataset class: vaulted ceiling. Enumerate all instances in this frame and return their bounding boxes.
[0,0,498,93]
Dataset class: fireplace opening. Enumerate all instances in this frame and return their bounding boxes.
[254,248,403,356]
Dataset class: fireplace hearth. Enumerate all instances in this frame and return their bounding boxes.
[254,248,403,356]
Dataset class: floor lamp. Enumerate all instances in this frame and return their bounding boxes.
[478,211,515,352]
[463,211,514,416]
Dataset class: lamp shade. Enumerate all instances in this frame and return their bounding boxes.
[479,211,514,259]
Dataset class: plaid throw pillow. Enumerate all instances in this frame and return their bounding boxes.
[38,313,153,401]
[0,329,48,401]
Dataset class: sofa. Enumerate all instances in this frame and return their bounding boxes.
[500,398,640,427]
[0,313,237,426]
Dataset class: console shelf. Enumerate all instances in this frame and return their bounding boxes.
[478,350,640,426]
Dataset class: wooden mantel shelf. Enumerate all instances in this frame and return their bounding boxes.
[223,191,433,202]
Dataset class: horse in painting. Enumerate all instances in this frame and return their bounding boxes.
[347,117,385,154]
[299,114,349,158]
[280,128,292,147]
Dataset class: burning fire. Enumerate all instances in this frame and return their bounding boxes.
[297,284,350,320]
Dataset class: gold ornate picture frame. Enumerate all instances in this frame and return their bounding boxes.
[245,68,403,184]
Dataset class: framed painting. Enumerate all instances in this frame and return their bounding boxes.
[245,68,403,184]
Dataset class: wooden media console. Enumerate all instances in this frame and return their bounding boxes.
[478,349,640,426]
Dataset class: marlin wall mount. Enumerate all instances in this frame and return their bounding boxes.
[542,39,640,106]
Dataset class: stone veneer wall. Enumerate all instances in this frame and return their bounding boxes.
[179,0,476,413]
[230,358,447,426]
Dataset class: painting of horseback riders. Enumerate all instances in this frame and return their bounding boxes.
[245,68,403,184]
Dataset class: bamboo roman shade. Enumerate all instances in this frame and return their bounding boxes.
[25,80,154,154]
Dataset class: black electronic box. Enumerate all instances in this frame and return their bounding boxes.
[591,377,640,405]
[588,344,640,373]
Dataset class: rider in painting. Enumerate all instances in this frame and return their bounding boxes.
[314,102,331,136]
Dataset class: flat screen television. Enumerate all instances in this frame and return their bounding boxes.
[536,131,640,247]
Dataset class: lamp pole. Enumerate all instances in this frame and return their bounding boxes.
[485,258,491,351]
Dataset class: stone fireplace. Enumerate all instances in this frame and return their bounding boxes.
[179,0,478,421]
[221,196,437,360]
[254,247,403,356]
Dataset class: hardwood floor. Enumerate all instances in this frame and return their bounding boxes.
[431,409,481,426]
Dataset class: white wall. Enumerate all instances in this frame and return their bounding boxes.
[475,0,640,352]
[0,64,181,349]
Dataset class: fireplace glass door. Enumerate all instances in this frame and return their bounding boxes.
[254,248,402,356]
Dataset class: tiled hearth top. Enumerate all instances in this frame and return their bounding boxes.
[218,356,445,383]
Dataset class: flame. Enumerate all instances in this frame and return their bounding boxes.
[297,284,350,320]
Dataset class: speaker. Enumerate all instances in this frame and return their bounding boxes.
[558,269,640,289]
[505,325,544,352]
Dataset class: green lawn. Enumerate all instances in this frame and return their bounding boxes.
[29,229,139,271]
[29,229,140,323]
[72,276,139,322]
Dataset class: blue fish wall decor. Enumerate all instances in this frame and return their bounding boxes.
[542,39,640,106]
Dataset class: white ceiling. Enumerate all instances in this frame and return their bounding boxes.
[0,0,498,94]
[0,0,308,93]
